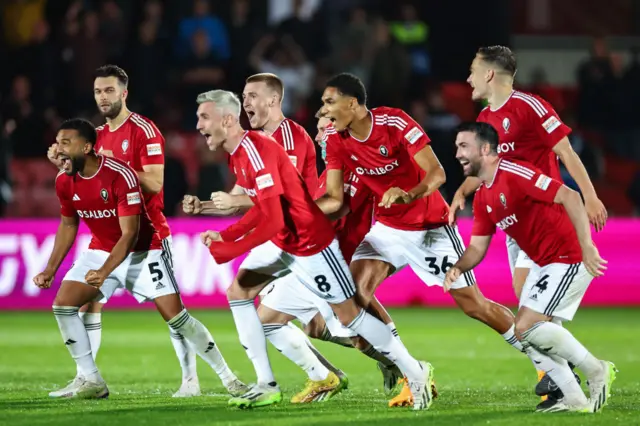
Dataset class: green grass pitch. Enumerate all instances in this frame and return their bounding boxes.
[1,308,638,425]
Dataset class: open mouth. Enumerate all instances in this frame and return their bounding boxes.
[246,110,255,119]
[59,155,72,172]
[201,132,212,144]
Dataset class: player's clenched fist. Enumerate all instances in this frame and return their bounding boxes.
[443,266,461,293]
[47,143,63,169]
[33,270,55,289]
[86,269,107,288]
[378,187,412,208]
[210,191,234,210]
[182,195,202,215]
[200,230,223,247]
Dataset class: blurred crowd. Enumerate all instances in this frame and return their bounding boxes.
[0,0,639,217]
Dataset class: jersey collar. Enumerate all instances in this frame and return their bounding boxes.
[349,110,373,143]
[489,91,515,112]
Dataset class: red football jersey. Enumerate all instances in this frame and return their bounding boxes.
[56,156,162,252]
[471,159,582,266]
[95,112,170,239]
[476,90,571,181]
[325,107,449,231]
[270,118,318,194]
[231,131,335,256]
[316,169,374,263]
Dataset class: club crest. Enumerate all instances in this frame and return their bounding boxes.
[122,139,129,152]
[379,145,388,157]
[100,189,109,202]
[500,193,507,208]
[502,118,510,133]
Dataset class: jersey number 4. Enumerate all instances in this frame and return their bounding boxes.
[424,256,453,276]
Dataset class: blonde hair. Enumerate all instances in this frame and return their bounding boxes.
[196,90,242,118]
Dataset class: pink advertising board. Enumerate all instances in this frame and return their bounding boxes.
[0,218,637,310]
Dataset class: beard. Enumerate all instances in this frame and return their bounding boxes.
[65,155,86,176]
[100,99,123,119]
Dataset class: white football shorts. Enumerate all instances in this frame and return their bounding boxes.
[352,222,476,290]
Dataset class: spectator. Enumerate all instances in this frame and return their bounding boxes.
[100,0,128,63]
[1,75,47,158]
[329,7,372,83]
[128,20,166,115]
[228,0,265,93]
[576,37,614,132]
[180,29,226,126]
[177,0,230,61]
[368,19,410,107]
[389,3,430,77]
[249,34,314,116]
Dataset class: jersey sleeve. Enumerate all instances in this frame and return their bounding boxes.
[55,174,76,217]
[113,167,144,217]
[135,120,165,167]
[521,94,571,148]
[393,109,431,156]
[324,129,343,171]
[471,192,496,236]
[501,160,563,204]
[301,133,319,193]
[252,149,285,201]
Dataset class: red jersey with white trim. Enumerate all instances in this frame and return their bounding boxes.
[316,169,373,263]
[231,131,335,256]
[95,112,170,239]
[56,156,162,252]
[270,118,318,194]
[476,90,571,181]
[325,107,449,231]
[471,159,582,266]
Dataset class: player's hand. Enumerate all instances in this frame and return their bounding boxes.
[200,230,223,247]
[585,196,607,232]
[33,269,55,289]
[378,187,412,208]
[448,192,466,225]
[182,195,202,215]
[210,192,234,210]
[47,143,64,169]
[443,267,462,293]
[85,269,107,288]
[582,244,607,277]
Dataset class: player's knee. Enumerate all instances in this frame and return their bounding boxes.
[514,317,536,340]
[226,281,253,301]
[452,288,487,320]
[351,336,368,350]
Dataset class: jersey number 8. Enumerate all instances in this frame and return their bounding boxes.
[314,275,331,293]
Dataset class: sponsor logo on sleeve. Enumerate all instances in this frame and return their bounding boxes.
[288,155,298,167]
[404,127,423,144]
[535,174,551,191]
[146,143,162,156]
[256,173,274,190]
[127,192,141,205]
[542,116,561,134]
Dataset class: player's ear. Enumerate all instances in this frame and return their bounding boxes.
[486,68,494,83]
[84,142,93,154]
[122,89,128,101]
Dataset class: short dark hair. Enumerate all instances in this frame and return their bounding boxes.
[58,118,98,146]
[246,73,284,100]
[94,64,129,87]
[325,73,367,105]
[477,45,517,77]
[456,122,499,153]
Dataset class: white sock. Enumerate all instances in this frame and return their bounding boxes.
[501,324,524,352]
[348,310,423,381]
[523,343,587,405]
[75,312,102,377]
[523,321,602,381]
[264,323,330,381]
[167,309,236,386]
[169,326,198,381]
[387,322,401,342]
[228,299,276,385]
[53,306,102,383]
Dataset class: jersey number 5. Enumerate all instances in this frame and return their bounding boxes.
[148,261,164,282]
[424,256,453,276]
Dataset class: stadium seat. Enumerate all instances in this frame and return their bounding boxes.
[441,82,476,121]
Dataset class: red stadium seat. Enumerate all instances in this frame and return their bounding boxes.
[441,82,476,121]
